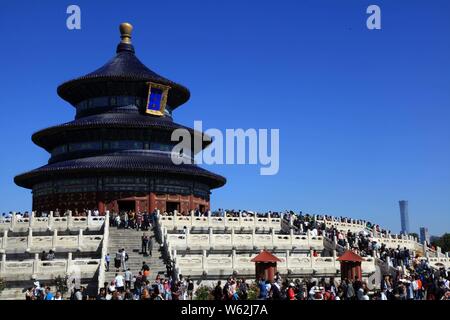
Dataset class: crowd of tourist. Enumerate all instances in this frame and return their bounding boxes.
[5,208,447,301]
[109,210,158,231]
[24,262,449,300]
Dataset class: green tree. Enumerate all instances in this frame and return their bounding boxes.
[432,233,450,253]
[194,285,212,300]
[409,233,419,240]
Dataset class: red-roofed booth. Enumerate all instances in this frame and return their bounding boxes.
[251,250,281,282]
[337,250,364,281]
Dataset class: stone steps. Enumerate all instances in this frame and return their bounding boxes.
[105,227,167,285]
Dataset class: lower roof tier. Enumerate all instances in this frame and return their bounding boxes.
[14,153,226,190]
[32,110,211,152]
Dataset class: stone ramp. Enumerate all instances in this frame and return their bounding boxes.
[104,227,167,285]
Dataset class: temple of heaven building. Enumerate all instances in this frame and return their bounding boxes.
[14,23,226,214]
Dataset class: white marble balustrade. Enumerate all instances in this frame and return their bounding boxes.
[314,218,368,234]
[0,252,100,280]
[0,229,103,253]
[158,213,281,231]
[0,212,106,233]
[417,255,450,270]
[163,228,324,251]
[172,250,376,277]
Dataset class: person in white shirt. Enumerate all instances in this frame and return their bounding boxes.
[115,273,125,292]
[53,291,63,300]
[121,248,128,271]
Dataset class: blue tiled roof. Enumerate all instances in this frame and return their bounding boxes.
[14,153,226,189]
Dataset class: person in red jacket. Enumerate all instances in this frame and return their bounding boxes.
[287,283,296,300]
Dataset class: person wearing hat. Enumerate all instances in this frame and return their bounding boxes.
[287,283,296,300]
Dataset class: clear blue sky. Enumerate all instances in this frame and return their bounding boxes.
[0,0,449,236]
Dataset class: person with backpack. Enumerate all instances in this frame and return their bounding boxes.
[187,279,194,300]
[213,281,223,300]
[114,249,122,272]
[141,261,150,279]
[142,233,149,255]
[257,278,267,300]
[238,279,248,300]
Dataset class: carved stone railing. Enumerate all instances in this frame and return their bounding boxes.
[0,253,100,280]
[172,250,376,277]
[0,229,103,253]
[158,213,281,231]
[97,213,110,291]
[0,212,106,233]
[163,228,324,251]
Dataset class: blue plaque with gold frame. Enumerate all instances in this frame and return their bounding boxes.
[145,82,170,116]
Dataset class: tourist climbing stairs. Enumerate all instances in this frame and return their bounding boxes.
[104,226,167,285]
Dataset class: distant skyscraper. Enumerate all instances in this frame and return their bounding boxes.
[399,200,410,234]
[420,227,430,244]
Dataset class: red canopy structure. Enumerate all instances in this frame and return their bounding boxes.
[337,250,364,281]
[251,250,281,282]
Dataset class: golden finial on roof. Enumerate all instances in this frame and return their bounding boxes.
[119,22,133,44]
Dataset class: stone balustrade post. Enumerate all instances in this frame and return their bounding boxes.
[290,228,294,247]
[209,228,214,248]
[202,250,207,272]
[230,228,234,248]
[87,210,92,229]
[10,213,16,232]
[48,210,54,230]
[52,229,58,251]
[184,227,189,247]
[299,223,303,233]
[68,211,73,230]
[271,228,276,248]
[252,228,256,248]
[307,230,311,247]
[27,228,33,252]
[33,253,39,274]
[232,249,236,271]
[333,250,339,269]
[2,230,7,251]
[67,252,73,274]
[0,253,6,274]
[78,229,83,249]
[29,211,34,228]
[173,249,177,260]
[286,250,290,270]
[289,214,293,227]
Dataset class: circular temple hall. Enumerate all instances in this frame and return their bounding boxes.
[14,23,226,214]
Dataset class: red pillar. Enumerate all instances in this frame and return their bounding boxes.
[149,193,156,212]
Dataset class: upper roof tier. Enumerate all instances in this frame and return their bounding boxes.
[57,23,190,109]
